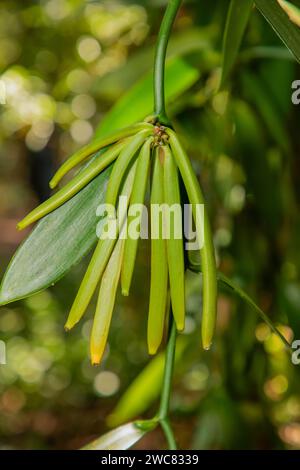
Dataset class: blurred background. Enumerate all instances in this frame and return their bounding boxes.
[0,0,300,450]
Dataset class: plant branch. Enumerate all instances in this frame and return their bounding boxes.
[158,317,177,449]
[152,0,182,450]
[160,418,177,450]
[154,0,183,125]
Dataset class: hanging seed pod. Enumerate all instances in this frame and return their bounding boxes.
[65,161,138,330]
[17,139,128,230]
[121,138,152,296]
[147,147,168,355]
[163,145,185,331]
[105,130,152,207]
[50,122,153,188]
[167,129,217,350]
[90,236,125,365]
[65,237,117,331]
[16,109,218,361]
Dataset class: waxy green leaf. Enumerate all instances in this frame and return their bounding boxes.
[0,161,111,305]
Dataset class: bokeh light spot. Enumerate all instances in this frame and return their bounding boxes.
[93,371,120,397]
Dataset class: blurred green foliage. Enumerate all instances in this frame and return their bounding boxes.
[0,0,300,450]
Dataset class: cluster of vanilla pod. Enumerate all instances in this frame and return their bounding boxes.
[18,120,217,364]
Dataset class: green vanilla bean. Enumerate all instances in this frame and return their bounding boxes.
[90,237,125,365]
[106,130,152,208]
[187,256,292,351]
[167,129,217,350]
[65,161,138,331]
[121,138,152,296]
[17,140,127,230]
[50,122,153,188]
[65,237,116,331]
[163,145,185,331]
[148,147,168,355]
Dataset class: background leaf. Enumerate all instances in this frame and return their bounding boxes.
[107,337,187,428]
[241,71,290,154]
[220,0,253,88]
[94,28,210,101]
[255,0,300,62]
[95,57,200,137]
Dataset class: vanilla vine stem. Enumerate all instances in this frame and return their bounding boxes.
[153,0,183,450]
[158,319,177,450]
[154,0,183,126]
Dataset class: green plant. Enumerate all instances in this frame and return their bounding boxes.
[1,0,299,450]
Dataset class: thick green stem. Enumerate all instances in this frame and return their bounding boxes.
[158,318,177,449]
[154,0,183,125]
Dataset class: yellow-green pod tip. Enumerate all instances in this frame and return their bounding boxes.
[90,340,106,366]
[147,337,160,355]
[64,320,74,331]
[176,320,185,332]
[17,221,26,231]
[91,353,102,366]
[202,337,212,351]
[148,344,158,356]
[122,288,129,297]
[49,179,57,189]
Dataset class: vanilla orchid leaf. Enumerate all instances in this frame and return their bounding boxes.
[0,160,111,306]
[220,0,253,88]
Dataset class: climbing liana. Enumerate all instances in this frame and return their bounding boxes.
[17,119,218,365]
